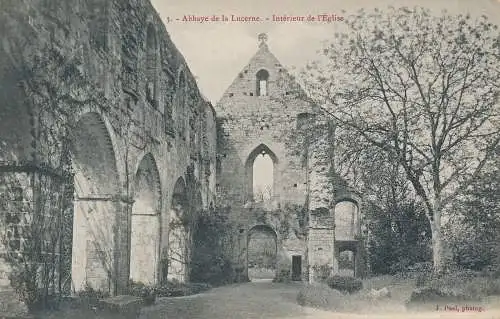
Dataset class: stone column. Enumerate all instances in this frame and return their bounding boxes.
[114,195,134,295]
[307,120,336,282]
[307,209,334,283]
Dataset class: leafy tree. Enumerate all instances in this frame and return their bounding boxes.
[299,7,500,273]
[367,200,432,275]
[445,145,500,271]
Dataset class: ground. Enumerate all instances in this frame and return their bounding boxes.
[140,280,312,319]
[139,278,500,319]
[36,276,500,319]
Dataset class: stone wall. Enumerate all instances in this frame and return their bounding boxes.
[0,0,216,296]
[215,37,365,282]
[215,40,314,281]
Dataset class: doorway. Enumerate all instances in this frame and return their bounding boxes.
[292,255,302,281]
[247,225,277,281]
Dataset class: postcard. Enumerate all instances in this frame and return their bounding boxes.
[0,0,499,318]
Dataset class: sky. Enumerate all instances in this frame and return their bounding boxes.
[150,0,500,104]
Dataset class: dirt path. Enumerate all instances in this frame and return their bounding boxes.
[139,280,328,319]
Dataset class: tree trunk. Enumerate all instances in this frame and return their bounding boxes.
[429,207,444,274]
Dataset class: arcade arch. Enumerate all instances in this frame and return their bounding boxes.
[70,112,120,293]
[167,177,189,282]
[129,153,161,285]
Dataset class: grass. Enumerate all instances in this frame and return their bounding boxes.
[428,274,500,299]
[297,273,500,314]
[24,273,500,318]
[407,272,500,311]
[297,275,415,313]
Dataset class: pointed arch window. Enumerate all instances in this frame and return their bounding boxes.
[253,151,273,201]
[256,69,269,96]
[245,144,278,202]
[334,200,360,241]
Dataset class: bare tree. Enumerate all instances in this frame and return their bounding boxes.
[300,7,500,273]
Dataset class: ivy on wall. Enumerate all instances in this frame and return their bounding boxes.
[189,205,237,286]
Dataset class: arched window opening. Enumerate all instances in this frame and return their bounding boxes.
[252,150,273,202]
[335,201,359,241]
[245,144,278,203]
[256,69,269,96]
[146,24,157,106]
[130,154,161,285]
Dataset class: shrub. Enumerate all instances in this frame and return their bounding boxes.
[480,265,500,279]
[8,267,41,311]
[155,283,183,297]
[484,278,500,296]
[153,280,211,297]
[297,283,344,310]
[311,265,331,283]
[8,265,64,311]
[76,282,110,308]
[415,272,432,287]
[389,258,413,275]
[411,271,500,304]
[411,263,483,287]
[453,277,500,299]
[392,261,433,281]
[408,286,468,304]
[273,268,290,283]
[326,276,363,294]
[186,282,212,294]
[127,280,156,305]
[409,262,433,273]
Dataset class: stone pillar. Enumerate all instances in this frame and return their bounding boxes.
[307,119,336,282]
[307,209,334,283]
[354,240,366,278]
[115,195,133,295]
[333,245,340,274]
[308,134,333,212]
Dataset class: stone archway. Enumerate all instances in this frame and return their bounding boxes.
[130,153,161,285]
[167,177,189,282]
[70,112,120,293]
[247,225,277,281]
